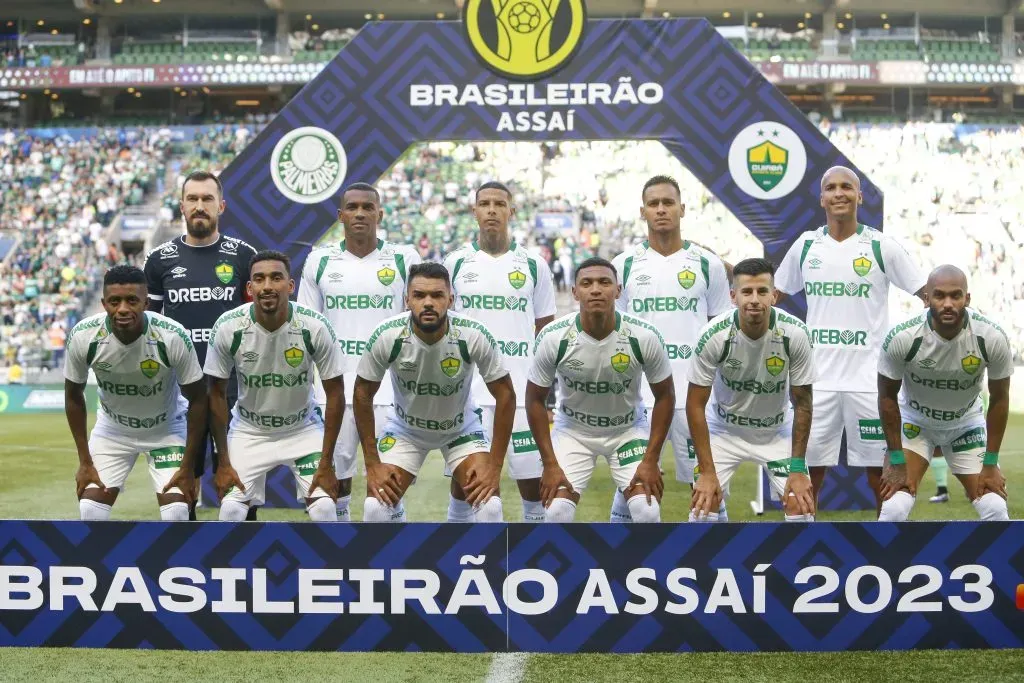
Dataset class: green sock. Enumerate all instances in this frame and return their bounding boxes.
[931,454,949,489]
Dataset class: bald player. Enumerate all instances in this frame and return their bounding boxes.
[775,166,926,510]
[876,266,1011,521]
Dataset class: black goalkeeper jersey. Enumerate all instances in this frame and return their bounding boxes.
[144,234,257,366]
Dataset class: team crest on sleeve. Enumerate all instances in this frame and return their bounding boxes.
[284,346,305,368]
[610,352,630,373]
[765,355,785,376]
[508,270,527,289]
[677,269,696,289]
[961,354,981,375]
[377,267,396,286]
[903,423,921,439]
[140,359,161,379]
[440,356,461,377]
[215,261,235,284]
[853,256,872,277]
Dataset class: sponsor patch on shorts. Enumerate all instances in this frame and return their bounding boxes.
[511,429,538,454]
[765,458,790,478]
[150,446,184,469]
[294,451,322,475]
[686,439,696,461]
[616,438,648,466]
[950,426,985,453]
[858,419,885,441]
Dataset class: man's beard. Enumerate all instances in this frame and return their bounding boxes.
[413,310,447,334]
[186,215,217,239]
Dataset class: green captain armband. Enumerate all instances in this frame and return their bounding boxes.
[983,451,999,466]
[789,458,808,474]
[888,449,906,466]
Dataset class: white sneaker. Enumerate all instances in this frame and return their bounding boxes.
[929,491,949,503]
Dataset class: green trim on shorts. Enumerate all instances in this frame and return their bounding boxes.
[616,438,647,466]
[294,451,321,474]
[951,426,985,453]
[447,431,487,449]
[150,446,184,469]
[511,430,538,454]
[765,458,790,478]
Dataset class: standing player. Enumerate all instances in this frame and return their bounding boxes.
[876,265,1011,522]
[145,170,258,519]
[354,262,513,523]
[775,166,925,510]
[525,257,674,523]
[64,265,208,521]
[204,251,342,522]
[687,259,816,522]
[610,175,731,522]
[297,182,421,521]
[443,181,556,523]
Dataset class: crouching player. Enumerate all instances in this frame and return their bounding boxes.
[686,258,816,522]
[525,257,675,523]
[877,265,1012,522]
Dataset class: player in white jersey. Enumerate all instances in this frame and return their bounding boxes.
[775,166,926,511]
[297,182,421,521]
[610,174,732,523]
[687,258,817,522]
[876,265,1012,522]
[526,257,674,523]
[354,262,513,522]
[204,251,343,522]
[443,181,556,523]
[64,265,208,522]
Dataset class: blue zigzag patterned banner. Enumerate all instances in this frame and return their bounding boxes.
[0,521,1020,652]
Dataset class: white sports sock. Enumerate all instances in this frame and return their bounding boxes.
[609,489,633,523]
[447,495,475,523]
[626,495,661,523]
[335,495,351,522]
[784,513,815,523]
[718,499,729,522]
[394,500,408,522]
[159,502,189,521]
[878,490,915,521]
[522,499,546,523]
[79,499,111,521]
[687,509,720,523]
[972,492,1009,521]
[545,498,577,523]
[307,497,336,522]
[219,500,249,521]
[363,496,404,522]
[474,496,503,523]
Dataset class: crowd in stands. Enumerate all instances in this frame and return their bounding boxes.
[0,129,168,375]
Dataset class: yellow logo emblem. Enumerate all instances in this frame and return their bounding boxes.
[961,354,981,375]
[610,352,630,373]
[441,356,462,377]
[284,346,304,368]
[463,0,587,80]
[853,256,872,277]
[765,355,785,377]
[377,267,396,286]
[677,269,696,290]
[508,270,527,290]
[215,261,235,284]
[140,359,160,379]
[378,435,396,452]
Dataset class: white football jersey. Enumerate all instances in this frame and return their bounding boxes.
[204,303,344,437]
[529,312,672,436]
[357,312,509,440]
[445,240,556,407]
[775,224,925,392]
[612,239,731,404]
[64,312,203,438]
[297,238,420,406]
[689,308,815,445]
[878,308,1013,429]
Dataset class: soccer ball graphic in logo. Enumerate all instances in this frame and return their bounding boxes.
[508,2,541,33]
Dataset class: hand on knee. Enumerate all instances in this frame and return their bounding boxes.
[972,492,1009,521]
[219,499,250,521]
[626,494,661,523]
[307,497,336,522]
[363,496,404,522]
[473,496,503,523]
[687,508,720,523]
[545,497,577,523]
[878,490,915,522]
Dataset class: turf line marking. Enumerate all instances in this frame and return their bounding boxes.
[485,652,529,683]
[1,444,76,454]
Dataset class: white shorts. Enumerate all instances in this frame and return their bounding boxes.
[696,431,791,499]
[316,404,390,479]
[87,431,187,495]
[223,422,330,505]
[639,408,695,484]
[806,390,885,468]
[549,426,649,494]
[379,416,491,478]
[901,416,988,475]
[444,407,542,480]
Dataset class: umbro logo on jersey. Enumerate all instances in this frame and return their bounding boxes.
[93,362,112,372]
[462,272,479,282]
[328,272,343,281]
[399,361,417,371]
[219,239,239,254]
[918,358,936,369]
[635,274,651,285]
[808,258,823,269]
[170,266,188,279]
[726,358,743,369]
[242,351,260,363]
[565,358,585,370]
[159,243,178,259]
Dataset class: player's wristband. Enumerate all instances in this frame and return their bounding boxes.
[983,451,999,466]
[789,458,808,474]
[888,449,906,465]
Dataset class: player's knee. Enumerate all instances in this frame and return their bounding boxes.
[474,496,503,523]
[159,502,189,521]
[363,497,404,523]
[447,495,475,523]
[717,499,729,522]
[306,497,336,522]
[687,509,720,523]
[79,499,111,521]
[878,490,915,522]
[609,489,633,523]
[626,495,661,523]
[219,500,249,522]
[522,499,546,523]
[972,492,1009,521]
[545,497,577,523]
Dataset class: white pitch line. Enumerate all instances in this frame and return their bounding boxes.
[485,652,529,683]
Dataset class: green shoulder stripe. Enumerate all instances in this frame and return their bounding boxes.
[156,340,171,367]
[535,316,573,347]
[871,239,886,274]
[700,255,710,288]
[695,317,732,357]
[451,256,466,285]
[395,252,407,283]
[314,254,330,285]
[798,238,814,268]
[621,255,634,287]
[622,313,665,345]
[229,330,244,357]
[527,257,538,287]
[367,317,407,350]
[68,317,103,343]
[629,336,645,366]
[904,336,923,362]
[882,313,925,352]
[387,338,403,363]
[554,339,569,367]
[776,310,811,338]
